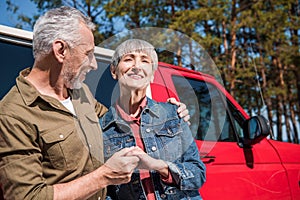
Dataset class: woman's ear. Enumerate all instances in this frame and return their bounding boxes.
[53,40,67,63]
[150,72,155,83]
[110,65,118,79]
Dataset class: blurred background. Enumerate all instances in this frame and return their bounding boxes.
[0,0,299,144]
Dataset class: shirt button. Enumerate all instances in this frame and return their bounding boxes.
[146,128,151,133]
[151,146,157,152]
[59,134,64,139]
[161,194,166,199]
[98,197,101,200]
[89,144,92,148]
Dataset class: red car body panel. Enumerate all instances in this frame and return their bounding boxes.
[196,140,292,199]
[268,140,300,199]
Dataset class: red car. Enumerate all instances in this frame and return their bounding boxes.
[151,63,300,200]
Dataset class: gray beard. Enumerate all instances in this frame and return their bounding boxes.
[70,78,83,89]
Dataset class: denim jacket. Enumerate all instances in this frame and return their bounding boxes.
[100,98,206,200]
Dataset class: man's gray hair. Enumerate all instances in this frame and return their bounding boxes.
[32,6,95,58]
[111,39,158,71]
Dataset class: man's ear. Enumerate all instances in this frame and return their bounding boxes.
[110,65,118,79]
[53,40,67,63]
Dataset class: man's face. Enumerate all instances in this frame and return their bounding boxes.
[113,51,154,91]
[64,25,97,89]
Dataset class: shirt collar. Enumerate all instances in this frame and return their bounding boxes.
[17,68,40,105]
[115,96,147,124]
[16,68,71,110]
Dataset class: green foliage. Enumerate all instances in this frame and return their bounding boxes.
[5,0,300,143]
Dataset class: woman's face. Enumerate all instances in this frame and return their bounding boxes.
[112,51,154,92]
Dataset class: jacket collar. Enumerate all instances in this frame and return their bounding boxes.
[101,97,160,130]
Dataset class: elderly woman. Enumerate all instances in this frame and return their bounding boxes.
[100,39,206,200]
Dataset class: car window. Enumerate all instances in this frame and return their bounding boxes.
[0,40,33,99]
[85,62,118,108]
[172,75,242,142]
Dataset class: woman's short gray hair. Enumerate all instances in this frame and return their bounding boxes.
[33,6,95,58]
[111,39,158,71]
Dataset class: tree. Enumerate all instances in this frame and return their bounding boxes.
[5,0,115,44]
[170,0,300,143]
[5,0,300,143]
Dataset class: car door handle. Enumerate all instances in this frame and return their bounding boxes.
[200,155,216,164]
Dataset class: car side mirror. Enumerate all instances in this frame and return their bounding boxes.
[242,116,271,147]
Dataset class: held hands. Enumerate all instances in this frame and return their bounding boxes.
[99,147,169,187]
[100,147,139,185]
[126,147,169,177]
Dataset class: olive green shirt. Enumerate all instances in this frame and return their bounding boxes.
[0,68,108,200]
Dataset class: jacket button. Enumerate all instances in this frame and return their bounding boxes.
[59,134,64,139]
[146,128,151,133]
[151,146,157,152]
[161,194,166,198]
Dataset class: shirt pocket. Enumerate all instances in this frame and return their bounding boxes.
[153,118,183,161]
[103,130,134,162]
[41,124,85,170]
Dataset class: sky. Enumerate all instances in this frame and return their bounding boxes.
[0,0,37,31]
[0,0,125,33]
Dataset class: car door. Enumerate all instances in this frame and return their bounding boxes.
[153,64,291,200]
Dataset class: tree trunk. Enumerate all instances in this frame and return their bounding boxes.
[229,0,237,97]
[266,97,274,136]
[276,95,283,141]
[283,99,292,143]
[289,102,299,144]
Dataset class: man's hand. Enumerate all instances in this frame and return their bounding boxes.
[97,147,139,186]
[167,97,190,124]
[53,147,139,200]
